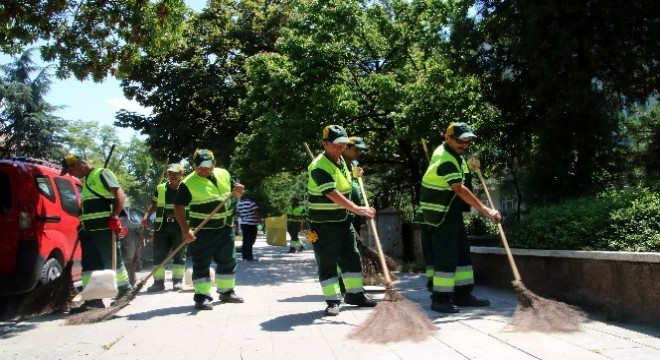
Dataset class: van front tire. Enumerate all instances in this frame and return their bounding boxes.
[40,258,63,284]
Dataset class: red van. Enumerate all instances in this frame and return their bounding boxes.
[0,157,82,295]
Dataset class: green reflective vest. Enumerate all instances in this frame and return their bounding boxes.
[153,182,178,231]
[81,168,115,231]
[420,144,469,226]
[307,154,354,223]
[286,204,306,222]
[182,168,233,229]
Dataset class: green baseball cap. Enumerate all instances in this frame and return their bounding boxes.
[322,125,350,144]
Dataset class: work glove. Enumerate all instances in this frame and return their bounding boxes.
[108,216,122,232]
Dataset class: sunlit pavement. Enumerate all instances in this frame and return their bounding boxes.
[1,234,659,360]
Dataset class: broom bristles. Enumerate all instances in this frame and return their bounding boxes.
[510,280,586,332]
[348,288,436,343]
[66,270,150,325]
[17,261,77,320]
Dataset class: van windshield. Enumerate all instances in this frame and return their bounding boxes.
[0,172,10,214]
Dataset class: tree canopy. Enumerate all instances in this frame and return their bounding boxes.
[3,0,658,215]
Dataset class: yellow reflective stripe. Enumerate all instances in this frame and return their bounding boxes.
[153,267,166,280]
[317,183,335,192]
[419,201,449,211]
[308,203,343,210]
[455,266,474,286]
[193,278,213,295]
[320,278,341,299]
[172,264,185,279]
[80,212,111,221]
[433,271,455,292]
[341,272,363,293]
[116,267,130,287]
[215,274,235,293]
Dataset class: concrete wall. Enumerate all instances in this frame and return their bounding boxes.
[471,247,660,324]
[402,224,660,324]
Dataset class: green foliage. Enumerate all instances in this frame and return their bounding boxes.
[252,172,308,217]
[60,119,157,207]
[464,211,497,236]
[450,0,660,205]
[508,188,660,252]
[607,191,660,252]
[116,0,291,164]
[0,50,66,159]
[2,0,189,81]
[237,0,496,209]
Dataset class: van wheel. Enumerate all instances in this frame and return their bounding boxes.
[40,258,63,284]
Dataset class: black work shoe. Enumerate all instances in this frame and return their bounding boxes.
[194,296,213,310]
[343,292,377,307]
[454,295,490,307]
[218,290,244,303]
[69,299,105,314]
[431,301,460,313]
[297,246,305,252]
[324,302,340,316]
[287,247,297,253]
[147,281,165,292]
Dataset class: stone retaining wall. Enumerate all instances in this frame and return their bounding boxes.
[470,247,660,324]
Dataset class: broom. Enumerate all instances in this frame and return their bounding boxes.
[66,193,234,325]
[303,142,399,282]
[473,166,585,332]
[347,176,436,343]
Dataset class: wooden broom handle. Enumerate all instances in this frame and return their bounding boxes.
[303,142,315,160]
[473,168,521,281]
[112,231,117,271]
[357,177,392,286]
[421,138,431,163]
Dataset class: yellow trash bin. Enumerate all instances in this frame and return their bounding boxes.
[265,214,288,246]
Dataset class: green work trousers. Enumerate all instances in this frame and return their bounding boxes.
[428,207,474,302]
[420,223,434,280]
[79,229,131,290]
[287,221,302,248]
[188,226,237,297]
[152,223,186,281]
[310,219,364,302]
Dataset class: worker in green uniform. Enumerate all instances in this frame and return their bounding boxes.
[286,197,306,253]
[60,154,132,313]
[420,122,501,313]
[307,125,378,316]
[142,163,187,292]
[174,149,245,310]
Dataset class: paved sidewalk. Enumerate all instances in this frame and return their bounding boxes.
[1,235,659,360]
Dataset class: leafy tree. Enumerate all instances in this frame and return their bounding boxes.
[448,0,660,204]
[115,0,292,165]
[1,0,189,81]
[0,49,65,159]
[61,119,157,206]
[236,0,497,213]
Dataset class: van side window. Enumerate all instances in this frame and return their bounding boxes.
[0,172,11,214]
[35,176,56,202]
[55,178,80,216]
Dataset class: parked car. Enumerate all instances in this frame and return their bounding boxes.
[0,157,83,295]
